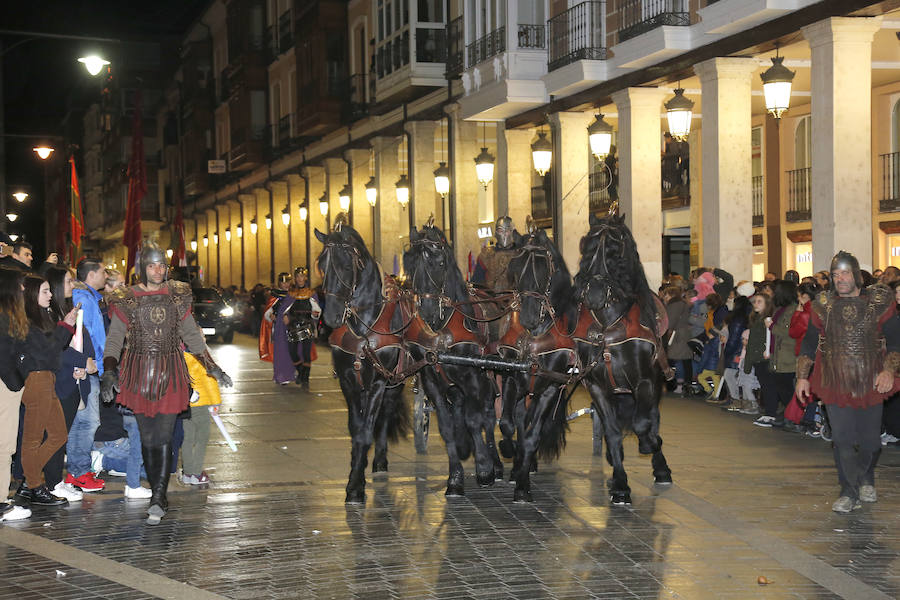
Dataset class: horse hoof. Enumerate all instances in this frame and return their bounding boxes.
[476,472,495,488]
[654,472,673,485]
[498,439,515,459]
[345,491,366,505]
[529,463,538,474]
[493,465,505,482]
[372,462,388,473]
[445,484,465,498]
[513,489,533,503]
[609,492,632,506]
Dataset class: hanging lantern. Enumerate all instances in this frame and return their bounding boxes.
[250,218,258,235]
[265,214,272,230]
[213,232,219,244]
[236,224,243,238]
[281,206,290,226]
[665,88,694,141]
[588,114,614,161]
[338,184,352,212]
[224,228,231,242]
[474,148,495,189]
[365,176,377,207]
[395,174,410,207]
[760,55,795,120]
[190,239,198,252]
[203,235,209,247]
[433,162,450,198]
[531,132,552,177]
[298,204,308,221]
[319,193,329,216]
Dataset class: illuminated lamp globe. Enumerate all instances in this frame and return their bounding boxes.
[760,56,795,120]
[338,184,352,212]
[236,225,243,238]
[364,177,377,207]
[281,206,290,226]
[665,88,694,141]
[588,114,614,161]
[190,239,198,252]
[395,174,410,207]
[250,219,258,235]
[319,194,329,216]
[6,213,17,222]
[433,162,450,198]
[166,249,174,259]
[474,148,495,189]
[203,235,209,247]
[224,228,231,242]
[531,133,552,177]
[213,232,219,244]
[9,234,19,242]
[298,205,308,221]
[33,147,54,160]
[13,192,28,203]
[78,55,110,76]
[265,214,272,230]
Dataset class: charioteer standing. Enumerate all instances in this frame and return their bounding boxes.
[472,216,518,291]
[101,241,232,524]
[796,250,900,513]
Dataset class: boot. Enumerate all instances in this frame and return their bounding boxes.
[147,444,172,525]
[300,366,310,391]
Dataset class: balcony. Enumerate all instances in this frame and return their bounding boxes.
[229,126,265,171]
[341,74,369,123]
[446,16,464,78]
[618,0,690,44]
[266,10,295,63]
[752,175,764,227]
[467,27,506,67]
[548,2,607,72]
[785,167,811,222]
[880,152,900,213]
[518,25,545,50]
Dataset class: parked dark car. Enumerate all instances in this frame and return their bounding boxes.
[193,287,238,343]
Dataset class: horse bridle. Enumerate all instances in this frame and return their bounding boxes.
[579,223,623,306]
[409,236,451,320]
[319,239,366,325]
[513,239,557,323]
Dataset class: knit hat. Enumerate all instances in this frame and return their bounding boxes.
[692,271,716,302]
[736,281,755,298]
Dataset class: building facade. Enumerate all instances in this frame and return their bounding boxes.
[78,0,900,290]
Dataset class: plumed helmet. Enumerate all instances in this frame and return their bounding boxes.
[830,250,863,289]
[139,240,167,285]
[495,215,514,249]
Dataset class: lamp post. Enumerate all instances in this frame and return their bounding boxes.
[474,148,494,189]
[395,174,410,208]
[588,114,614,161]
[433,162,450,199]
[760,53,795,120]
[338,184,352,213]
[365,176,377,207]
[665,88,694,141]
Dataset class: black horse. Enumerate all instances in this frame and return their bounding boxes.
[500,227,580,502]
[403,224,501,495]
[315,222,410,504]
[573,213,672,505]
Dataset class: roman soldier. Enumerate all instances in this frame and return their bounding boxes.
[796,250,900,513]
[101,241,232,524]
[472,216,517,291]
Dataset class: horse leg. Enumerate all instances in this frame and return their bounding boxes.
[587,379,631,505]
[513,386,556,502]
[498,374,519,460]
[632,382,672,485]
[465,377,496,488]
[481,388,504,481]
[424,375,465,496]
[371,411,389,474]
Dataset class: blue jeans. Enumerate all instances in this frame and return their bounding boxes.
[66,374,100,478]
[95,415,145,488]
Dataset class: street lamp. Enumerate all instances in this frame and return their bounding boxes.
[12,192,28,203]
[166,248,174,259]
[474,148,495,189]
[395,174,410,208]
[319,193,329,216]
[665,88,694,141]
[338,184,352,212]
[760,53,795,120]
[225,228,231,242]
[531,132,552,177]
[213,231,219,244]
[365,177,377,207]
[8,234,18,242]
[298,204,308,221]
[433,162,450,198]
[33,146,54,160]
[250,218,258,235]
[265,214,273,230]
[203,235,209,247]
[588,114,614,161]
[190,239,198,252]
[78,55,110,76]
[281,206,290,226]
[6,213,17,222]
[237,224,243,238]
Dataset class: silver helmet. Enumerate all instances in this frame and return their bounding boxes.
[830,250,863,289]
[495,215,514,250]
[139,240,168,285]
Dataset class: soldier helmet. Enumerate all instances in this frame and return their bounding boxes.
[139,240,168,285]
[495,215,514,249]
[830,250,863,289]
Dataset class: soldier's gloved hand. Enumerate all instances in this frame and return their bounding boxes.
[100,370,119,403]
[208,365,233,388]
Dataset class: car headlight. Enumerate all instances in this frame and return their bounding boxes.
[219,306,234,317]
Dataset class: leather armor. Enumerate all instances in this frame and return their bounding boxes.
[477,247,516,291]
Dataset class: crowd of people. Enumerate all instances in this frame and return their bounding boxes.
[0,232,230,525]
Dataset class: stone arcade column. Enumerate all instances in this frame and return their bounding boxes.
[803,16,881,271]
[324,157,349,222]
[694,57,758,282]
[302,165,327,275]
[345,149,374,248]
[239,194,259,288]
[204,208,219,286]
[446,104,480,272]
[371,136,402,269]
[496,127,534,230]
[254,188,273,285]
[216,204,232,287]
[285,174,305,273]
[269,181,291,276]
[405,120,438,230]
[227,200,242,289]
[611,87,668,291]
[549,112,594,272]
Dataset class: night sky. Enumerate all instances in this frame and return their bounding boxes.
[2,0,207,256]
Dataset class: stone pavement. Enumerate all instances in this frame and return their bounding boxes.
[0,334,897,599]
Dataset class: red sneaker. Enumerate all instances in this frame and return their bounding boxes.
[65,472,105,492]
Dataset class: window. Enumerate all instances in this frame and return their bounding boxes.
[794,115,811,170]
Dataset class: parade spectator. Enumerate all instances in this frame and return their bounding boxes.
[662,286,693,395]
[880,266,900,286]
[814,270,830,289]
[0,268,31,521]
[719,295,751,409]
[760,280,799,430]
[745,293,773,423]
[14,275,78,507]
[697,293,727,400]
[250,283,266,337]
[91,400,150,497]
[873,268,884,281]
[66,258,108,492]
[104,268,125,292]
[765,271,777,281]
[784,270,800,284]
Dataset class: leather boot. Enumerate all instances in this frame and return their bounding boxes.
[141,445,157,491]
[300,366,310,391]
[150,444,172,513]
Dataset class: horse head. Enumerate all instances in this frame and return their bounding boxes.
[508,227,572,332]
[404,222,464,327]
[315,224,373,328]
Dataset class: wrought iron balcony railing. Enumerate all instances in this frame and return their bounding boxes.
[752,175,764,227]
[548,2,607,72]
[786,167,811,222]
[467,27,505,67]
[517,24,545,49]
[880,152,900,212]
[618,0,690,44]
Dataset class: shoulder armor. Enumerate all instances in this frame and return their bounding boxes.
[867,284,893,312]
[107,286,134,307]
[168,280,192,297]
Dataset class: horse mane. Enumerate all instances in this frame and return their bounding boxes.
[575,214,657,323]
[404,225,472,309]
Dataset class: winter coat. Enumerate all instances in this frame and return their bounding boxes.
[19,321,74,375]
[664,299,693,360]
[698,306,728,371]
[744,318,768,374]
[769,303,798,374]
[789,301,812,356]
[72,284,108,375]
[688,299,708,338]
[723,313,749,368]
[0,314,24,391]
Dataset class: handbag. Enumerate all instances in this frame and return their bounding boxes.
[784,393,805,424]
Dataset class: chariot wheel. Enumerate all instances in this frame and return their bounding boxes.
[413,376,430,454]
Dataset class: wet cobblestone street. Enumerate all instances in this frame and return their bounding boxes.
[0,335,897,599]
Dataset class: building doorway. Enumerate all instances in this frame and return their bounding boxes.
[663,235,691,282]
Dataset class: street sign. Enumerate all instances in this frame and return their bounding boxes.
[208,160,226,174]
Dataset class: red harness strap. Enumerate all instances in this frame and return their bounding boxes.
[329,298,408,388]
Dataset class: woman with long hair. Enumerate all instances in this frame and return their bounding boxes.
[743,293,774,418]
[0,268,32,521]
[14,275,78,506]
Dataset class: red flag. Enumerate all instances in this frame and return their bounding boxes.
[123,91,147,277]
[171,197,187,268]
[69,156,84,264]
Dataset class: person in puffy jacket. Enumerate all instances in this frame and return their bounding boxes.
[754,280,798,428]
[662,286,693,395]
[719,295,750,408]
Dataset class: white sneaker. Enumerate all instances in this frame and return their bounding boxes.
[106,469,127,477]
[881,432,899,446]
[52,482,83,502]
[0,503,31,521]
[90,450,104,474]
[753,415,776,428]
[124,485,152,499]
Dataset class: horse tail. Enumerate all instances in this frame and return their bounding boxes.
[384,386,411,442]
[536,389,570,462]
